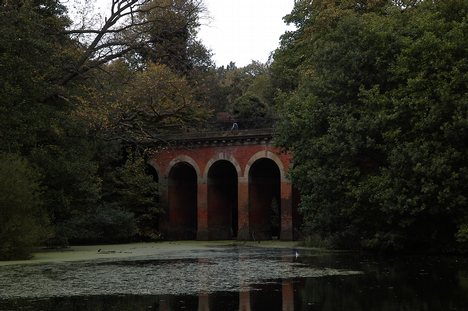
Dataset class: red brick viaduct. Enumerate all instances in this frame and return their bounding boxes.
[148,129,300,241]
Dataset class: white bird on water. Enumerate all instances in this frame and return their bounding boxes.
[295,251,299,259]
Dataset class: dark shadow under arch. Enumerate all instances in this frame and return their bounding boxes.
[168,162,197,239]
[248,158,281,240]
[207,160,238,239]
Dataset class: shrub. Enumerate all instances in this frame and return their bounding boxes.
[63,205,137,244]
[0,153,50,260]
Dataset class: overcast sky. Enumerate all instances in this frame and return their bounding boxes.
[198,0,295,67]
[68,0,295,67]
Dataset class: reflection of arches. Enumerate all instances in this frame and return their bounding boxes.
[207,160,238,239]
[248,158,281,240]
[168,162,197,239]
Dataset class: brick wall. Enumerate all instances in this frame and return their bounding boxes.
[148,140,299,240]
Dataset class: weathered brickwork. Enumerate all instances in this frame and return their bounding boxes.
[148,130,299,241]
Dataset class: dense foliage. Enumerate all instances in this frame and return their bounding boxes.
[211,61,276,128]
[0,0,275,259]
[0,154,50,260]
[273,0,468,252]
[4,0,463,258]
[0,0,218,259]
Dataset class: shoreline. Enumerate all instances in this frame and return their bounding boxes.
[0,240,302,266]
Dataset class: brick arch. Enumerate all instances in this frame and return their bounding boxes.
[149,130,298,241]
[165,155,201,180]
[166,155,199,240]
[205,157,239,240]
[203,153,242,180]
[244,150,288,182]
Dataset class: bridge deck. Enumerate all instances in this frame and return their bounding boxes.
[153,128,274,146]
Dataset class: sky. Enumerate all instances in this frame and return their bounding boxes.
[197,0,295,67]
[73,0,296,68]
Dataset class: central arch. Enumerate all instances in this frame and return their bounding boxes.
[168,162,197,239]
[248,158,281,240]
[207,160,238,239]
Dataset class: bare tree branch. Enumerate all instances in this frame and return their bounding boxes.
[61,0,170,86]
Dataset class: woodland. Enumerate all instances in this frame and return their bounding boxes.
[0,0,466,259]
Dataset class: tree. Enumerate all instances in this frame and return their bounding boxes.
[62,0,163,85]
[210,61,276,128]
[79,62,210,144]
[64,0,212,85]
[231,94,269,128]
[274,0,468,251]
[103,151,161,240]
[0,0,103,247]
[0,154,50,260]
[29,137,102,245]
[127,0,209,72]
[123,0,217,112]
[0,0,75,152]
[356,0,468,251]
[0,0,215,249]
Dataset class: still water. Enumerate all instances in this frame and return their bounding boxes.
[1,246,467,310]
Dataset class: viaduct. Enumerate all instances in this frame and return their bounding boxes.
[148,128,300,241]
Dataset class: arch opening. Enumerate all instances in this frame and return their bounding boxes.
[207,160,238,239]
[248,158,281,240]
[168,162,197,239]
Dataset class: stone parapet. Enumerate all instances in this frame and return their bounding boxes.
[150,128,274,148]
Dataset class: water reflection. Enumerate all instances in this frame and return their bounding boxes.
[0,281,295,311]
[3,272,468,311]
[1,248,468,311]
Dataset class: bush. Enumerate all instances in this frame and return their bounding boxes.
[456,224,468,251]
[0,153,50,260]
[63,205,137,244]
[102,151,161,241]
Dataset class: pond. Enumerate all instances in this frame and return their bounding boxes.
[0,244,467,310]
